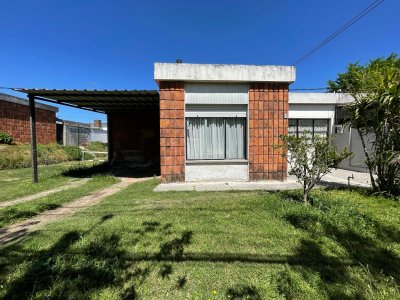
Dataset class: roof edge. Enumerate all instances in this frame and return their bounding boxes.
[0,92,59,112]
[154,62,296,83]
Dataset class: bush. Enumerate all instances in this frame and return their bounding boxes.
[86,142,108,152]
[64,146,83,161]
[0,144,86,170]
[0,131,13,144]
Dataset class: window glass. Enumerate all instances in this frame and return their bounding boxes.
[288,119,297,136]
[186,117,246,160]
[314,119,329,137]
[298,119,313,139]
[226,118,246,159]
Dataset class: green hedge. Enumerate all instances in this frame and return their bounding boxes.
[0,144,83,170]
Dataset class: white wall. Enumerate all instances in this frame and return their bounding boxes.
[186,162,248,181]
[332,127,373,173]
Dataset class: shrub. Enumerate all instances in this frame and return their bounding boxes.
[86,142,108,152]
[64,146,83,161]
[0,131,13,144]
[0,144,86,170]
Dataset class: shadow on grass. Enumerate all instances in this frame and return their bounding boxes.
[0,218,193,299]
[282,208,400,299]
[1,209,399,299]
[226,284,262,300]
[62,162,111,178]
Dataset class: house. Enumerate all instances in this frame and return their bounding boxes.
[0,92,58,144]
[287,92,369,172]
[154,63,295,183]
[14,62,369,183]
[90,120,108,144]
[56,119,91,146]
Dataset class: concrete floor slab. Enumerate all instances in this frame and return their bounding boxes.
[154,168,373,192]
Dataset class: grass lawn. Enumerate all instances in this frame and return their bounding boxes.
[0,180,399,299]
[0,175,118,228]
[0,161,103,202]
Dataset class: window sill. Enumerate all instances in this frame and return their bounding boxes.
[185,159,248,165]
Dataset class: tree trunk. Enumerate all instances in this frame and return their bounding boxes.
[357,127,377,191]
[303,185,309,205]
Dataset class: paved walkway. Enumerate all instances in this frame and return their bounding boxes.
[0,177,152,247]
[0,178,89,208]
[154,168,373,192]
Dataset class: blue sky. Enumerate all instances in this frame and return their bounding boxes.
[0,0,398,122]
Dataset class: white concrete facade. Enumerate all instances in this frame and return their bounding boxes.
[154,63,295,83]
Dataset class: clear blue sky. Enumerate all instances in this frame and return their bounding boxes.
[1,0,398,122]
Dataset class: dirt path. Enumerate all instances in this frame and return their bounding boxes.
[0,178,89,208]
[0,177,153,247]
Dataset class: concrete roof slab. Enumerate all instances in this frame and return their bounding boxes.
[154,63,296,83]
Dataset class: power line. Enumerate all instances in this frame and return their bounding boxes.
[292,0,384,66]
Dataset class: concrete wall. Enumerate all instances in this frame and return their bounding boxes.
[186,161,248,181]
[332,126,373,173]
[0,99,56,144]
[155,63,295,83]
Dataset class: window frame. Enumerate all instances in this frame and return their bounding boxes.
[185,116,247,161]
[288,119,330,138]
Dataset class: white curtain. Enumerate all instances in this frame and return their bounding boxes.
[186,117,246,160]
[186,117,225,159]
[226,118,245,159]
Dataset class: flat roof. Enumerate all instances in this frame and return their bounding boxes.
[0,92,58,112]
[154,63,296,83]
[13,89,159,113]
[289,92,354,104]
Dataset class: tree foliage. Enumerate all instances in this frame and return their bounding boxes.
[328,54,400,196]
[280,134,351,205]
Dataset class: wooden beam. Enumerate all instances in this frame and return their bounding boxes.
[28,94,38,183]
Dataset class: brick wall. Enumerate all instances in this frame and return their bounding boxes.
[0,100,56,144]
[249,83,289,180]
[159,81,185,183]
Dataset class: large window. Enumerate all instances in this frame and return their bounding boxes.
[289,119,329,138]
[186,117,246,160]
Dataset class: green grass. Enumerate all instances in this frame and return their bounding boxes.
[0,175,118,228]
[0,161,104,202]
[0,181,399,299]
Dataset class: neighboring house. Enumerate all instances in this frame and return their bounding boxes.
[287,92,370,172]
[56,119,91,146]
[0,92,58,144]
[90,120,108,143]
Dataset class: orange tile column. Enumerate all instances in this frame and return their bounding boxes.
[248,83,288,180]
[159,81,185,183]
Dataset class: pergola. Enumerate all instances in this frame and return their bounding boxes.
[13,89,159,183]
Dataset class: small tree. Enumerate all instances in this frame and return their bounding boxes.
[280,134,352,205]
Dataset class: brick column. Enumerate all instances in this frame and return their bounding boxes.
[159,81,185,183]
[248,83,288,181]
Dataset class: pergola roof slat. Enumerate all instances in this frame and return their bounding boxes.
[14,89,160,113]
